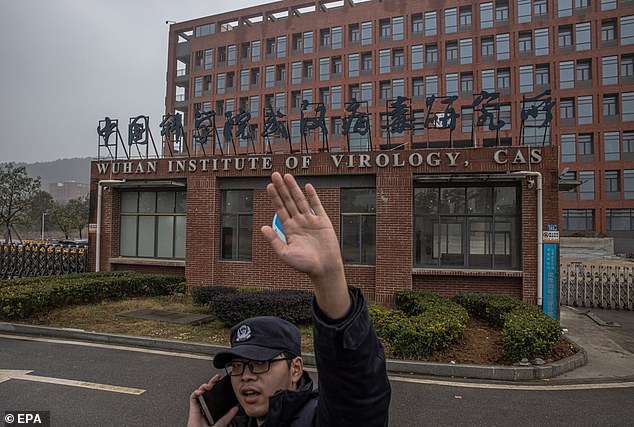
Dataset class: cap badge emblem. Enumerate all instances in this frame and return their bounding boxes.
[235,325,252,342]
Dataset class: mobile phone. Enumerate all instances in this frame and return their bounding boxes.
[197,375,239,426]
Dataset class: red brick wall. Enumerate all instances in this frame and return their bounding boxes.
[89,146,559,306]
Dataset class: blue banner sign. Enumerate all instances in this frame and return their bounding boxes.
[542,243,558,319]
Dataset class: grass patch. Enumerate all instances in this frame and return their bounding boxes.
[21,294,315,352]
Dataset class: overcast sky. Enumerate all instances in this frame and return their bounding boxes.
[0,0,266,163]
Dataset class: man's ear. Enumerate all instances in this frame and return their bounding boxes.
[290,356,304,385]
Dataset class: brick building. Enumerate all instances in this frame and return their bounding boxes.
[89,0,606,307]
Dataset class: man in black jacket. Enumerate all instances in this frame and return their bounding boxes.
[187,172,391,427]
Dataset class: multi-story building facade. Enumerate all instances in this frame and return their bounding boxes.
[163,0,634,253]
[94,0,612,310]
[48,181,89,203]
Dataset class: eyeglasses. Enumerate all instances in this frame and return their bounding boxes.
[224,357,294,376]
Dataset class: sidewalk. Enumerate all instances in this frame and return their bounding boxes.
[555,306,634,382]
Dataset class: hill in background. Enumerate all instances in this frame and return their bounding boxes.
[2,157,92,189]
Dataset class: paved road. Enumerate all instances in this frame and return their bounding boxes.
[2,334,633,426]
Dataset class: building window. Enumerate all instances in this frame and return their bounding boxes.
[604,132,621,161]
[603,94,619,117]
[445,8,457,33]
[462,107,473,132]
[559,25,573,49]
[605,171,621,195]
[319,58,330,81]
[497,68,510,90]
[347,54,359,78]
[563,209,594,232]
[558,0,573,17]
[276,36,286,58]
[414,184,520,269]
[361,82,372,106]
[519,65,533,93]
[535,28,549,56]
[120,190,186,259]
[534,0,548,15]
[303,32,313,54]
[446,41,458,63]
[602,0,617,11]
[560,61,575,89]
[392,17,404,41]
[460,39,472,64]
[607,209,633,231]
[576,60,592,82]
[341,189,376,265]
[413,78,424,97]
[625,131,634,154]
[480,2,494,29]
[332,26,343,49]
[412,45,424,70]
[482,37,494,58]
[624,92,634,121]
[621,16,634,45]
[425,75,438,97]
[446,73,459,97]
[535,65,550,87]
[518,0,531,23]
[602,56,619,85]
[561,134,576,162]
[602,20,617,43]
[626,170,634,199]
[460,7,473,29]
[560,98,575,120]
[461,72,474,95]
[577,96,593,125]
[579,171,595,200]
[496,33,510,60]
[425,11,437,36]
[221,190,253,260]
[496,1,509,23]
[482,69,495,93]
[227,45,236,65]
[518,31,532,55]
[379,49,391,73]
[412,14,423,34]
[578,134,594,158]
[623,55,634,78]
[576,22,591,51]
[426,44,438,65]
[361,21,372,45]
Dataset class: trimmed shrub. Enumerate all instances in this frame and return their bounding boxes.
[369,291,468,359]
[0,272,184,320]
[453,293,524,327]
[207,289,313,326]
[453,292,563,362]
[191,285,238,307]
[502,306,562,362]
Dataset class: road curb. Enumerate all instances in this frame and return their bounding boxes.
[0,322,586,381]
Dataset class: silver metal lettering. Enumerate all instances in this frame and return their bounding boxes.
[426,152,441,167]
[359,154,371,168]
[235,157,245,171]
[494,150,508,165]
[530,149,543,164]
[263,157,272,170]
[331,154,344,168]
[446,152,460,167]
[376,153,390,167]
[286,156,299,170]
[188,159,197,172]
[408,153,423,167]
[392,153,405,167]
[302,156,311,169]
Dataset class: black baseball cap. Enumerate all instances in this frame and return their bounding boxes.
[213,316,302,369]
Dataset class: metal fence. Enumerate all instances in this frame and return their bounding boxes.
[560,262,634,310]
[0,242,88,279]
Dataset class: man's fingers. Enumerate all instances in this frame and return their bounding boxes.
[284,174,313,215]
[271,173,301,218]
[305,183,326,217]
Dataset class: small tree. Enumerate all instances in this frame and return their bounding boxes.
[0,163,42,242]
[52,196,89,239]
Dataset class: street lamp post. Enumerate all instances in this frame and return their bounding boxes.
[41,212,48,241]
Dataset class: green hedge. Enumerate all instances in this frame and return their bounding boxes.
[452,293,524,327]
[453,292,562,362]
[502,306,563,362]
[192,286,313,326]
[0,272,185,320]
[369,291,468,359]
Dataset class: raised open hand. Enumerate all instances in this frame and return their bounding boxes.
[261,172,350,319]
